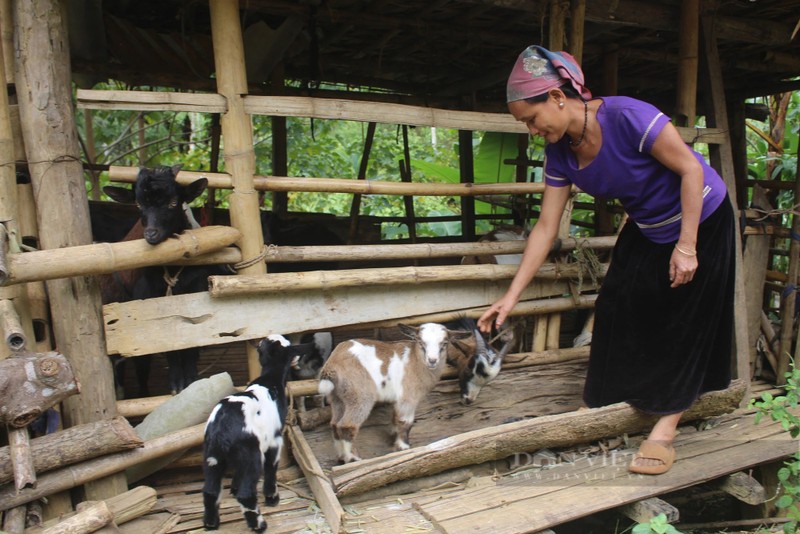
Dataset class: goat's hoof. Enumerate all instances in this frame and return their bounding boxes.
[264,493,280,507]
[203,519,220,531]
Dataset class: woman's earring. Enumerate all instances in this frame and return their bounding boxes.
[558,102,565,108]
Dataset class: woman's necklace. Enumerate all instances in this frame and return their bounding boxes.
[568,100,589,147]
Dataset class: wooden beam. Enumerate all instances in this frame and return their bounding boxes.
[208,262,606,297]
[619,498,679,524]
[286,425,344,534]
[675,0,699,127]
[700,16,750,386]
[715,471,767,505]
[103,278,574,357]
[79,92,728,145]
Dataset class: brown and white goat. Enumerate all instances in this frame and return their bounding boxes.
[318,323,468,463]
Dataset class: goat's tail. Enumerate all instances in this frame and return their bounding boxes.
[318,377,335,397]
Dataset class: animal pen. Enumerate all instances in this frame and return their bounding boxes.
[0,1,799,533]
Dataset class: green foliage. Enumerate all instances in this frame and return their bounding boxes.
[630,513,682,534]
[750,359,800,534]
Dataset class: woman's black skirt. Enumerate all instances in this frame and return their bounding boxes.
[583,197,735,414]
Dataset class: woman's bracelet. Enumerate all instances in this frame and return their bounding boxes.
[674,244,697,257]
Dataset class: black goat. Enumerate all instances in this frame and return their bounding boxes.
[288,331,333,380]
[202,335,297,532]
[103,165,227,396]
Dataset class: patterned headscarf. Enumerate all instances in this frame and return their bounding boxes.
[506,45,592,103]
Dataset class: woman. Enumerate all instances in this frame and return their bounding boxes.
[477,45,735,475]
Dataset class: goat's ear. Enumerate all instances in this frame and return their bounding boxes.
[103,185,136,204]
[181,178,208,203]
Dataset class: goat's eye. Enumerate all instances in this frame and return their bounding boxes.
[168,198,178,208]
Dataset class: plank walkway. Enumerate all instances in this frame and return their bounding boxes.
[141,381,793,534]
[412,408,798,533]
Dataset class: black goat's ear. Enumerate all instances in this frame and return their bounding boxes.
[181,178,208,203]
[103,185,136,204]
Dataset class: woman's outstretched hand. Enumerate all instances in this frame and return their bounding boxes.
[477,293,520,334]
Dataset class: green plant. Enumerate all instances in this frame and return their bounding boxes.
[750,359,800,534]
[630,513,682,534]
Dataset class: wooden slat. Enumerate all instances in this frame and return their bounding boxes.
[414,407,798,533]
[103,277,573,357]
[77,89,227,112]
[80,91,726,144]
[286,425,344,534]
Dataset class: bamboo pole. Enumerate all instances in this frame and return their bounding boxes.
[329,380,747,497]
[209,262,608,297]
[4,225,240,285]
[209,0,267,381]
[211,235,617,265]
[166,234,616,268]
[0,424,204,512]
[0,298,25,350]
[107,164,547,196]
[77,90,730,146]
[8,426,35,490]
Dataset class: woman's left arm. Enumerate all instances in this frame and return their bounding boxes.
[649,121,704,288]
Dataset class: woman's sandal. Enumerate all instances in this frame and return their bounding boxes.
[628,439,676,475]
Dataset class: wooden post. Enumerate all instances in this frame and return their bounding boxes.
[13,0,127,498]
[8,426,36,490]
[548,0,567,51]
[569,0,586,64]
[347,122,377,244]
[209,0,267,381]
[675,0,699,127]
[700,16,751,387]
[400,125,418,244]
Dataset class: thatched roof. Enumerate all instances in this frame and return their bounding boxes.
[68,0,800,114]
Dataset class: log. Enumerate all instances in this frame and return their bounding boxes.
[29,486,158,531]
[0,424,204,512]
[14,0,124,498]
[0,417,143,486]
[209,262,608,296]
[329,380,747,497]
[8,427,35,490]
[0,298,26,351]
[0,351,78,428]
[5,226,240,286]
[39,501,113,534]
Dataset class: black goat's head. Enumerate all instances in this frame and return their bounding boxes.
[257,335,301,383]
[104,165,207,245]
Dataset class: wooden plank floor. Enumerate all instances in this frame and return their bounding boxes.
[140,380,790,534]
[412,407,798,533]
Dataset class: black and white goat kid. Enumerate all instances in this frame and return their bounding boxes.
[202,335,297,532]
